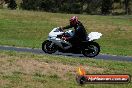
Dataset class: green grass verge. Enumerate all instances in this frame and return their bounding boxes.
[0,9,132,56]
[0,51,132,88]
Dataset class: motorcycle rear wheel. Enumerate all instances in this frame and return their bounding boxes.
[82,42,100,58]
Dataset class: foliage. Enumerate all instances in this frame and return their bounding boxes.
[8,0,17,9]
[101,0,113,14]
[19,0,132,15]
[2,0,131,14]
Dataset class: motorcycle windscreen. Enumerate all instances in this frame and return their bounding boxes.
[49,27,64,37]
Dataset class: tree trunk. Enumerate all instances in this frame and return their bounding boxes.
[124,0,130,14]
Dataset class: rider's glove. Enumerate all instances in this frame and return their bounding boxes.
[62,37,70,41]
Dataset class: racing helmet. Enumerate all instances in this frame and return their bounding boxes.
[70,16,78,26]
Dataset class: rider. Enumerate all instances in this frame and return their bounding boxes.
[61,16,87,46]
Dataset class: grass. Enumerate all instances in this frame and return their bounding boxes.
[0,9,132,56]
[0,51,132,88]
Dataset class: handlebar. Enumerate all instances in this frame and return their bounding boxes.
[58,27,64,32]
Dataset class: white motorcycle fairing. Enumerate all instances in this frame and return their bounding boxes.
[48,27,72,50]
[48,27,102,41]
[48,27,64,38]
[88,32,102,41]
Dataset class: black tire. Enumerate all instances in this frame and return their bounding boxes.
[82,42,100,58]
[42,40,57,54]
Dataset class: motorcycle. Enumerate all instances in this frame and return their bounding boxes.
[42,27,102,57]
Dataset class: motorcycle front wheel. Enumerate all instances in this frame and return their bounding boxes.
[42,40,57,54]
[82,42,100,58]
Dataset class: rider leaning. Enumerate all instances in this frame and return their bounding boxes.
[61,16,87,45]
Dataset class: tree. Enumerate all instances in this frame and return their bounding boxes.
[124,0,130,14]
[8,0,17,9]
[0,0,4,5]
[19,0,131,15]
[101,0,113,15]
[21,0,39,10]
[59,0,82,14]
[85,0,102,14]
[39,0,56,12]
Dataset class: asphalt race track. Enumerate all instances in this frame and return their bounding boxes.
[0,45,132,62]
